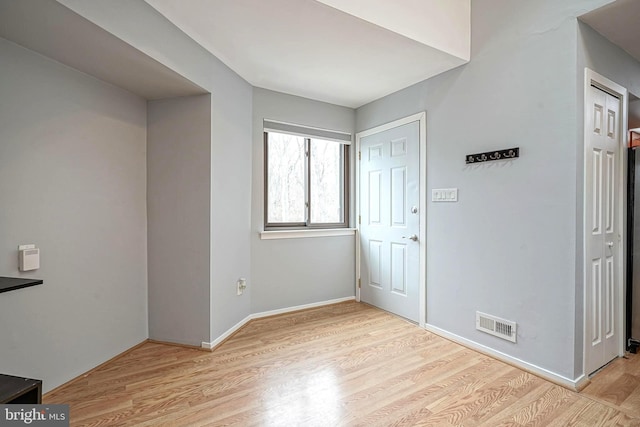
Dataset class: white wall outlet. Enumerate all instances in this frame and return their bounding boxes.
[18,244,40,271]
[431,188,458,202]
[237,278,247,296]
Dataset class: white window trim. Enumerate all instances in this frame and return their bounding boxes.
[264,119,352,144]
[260,228,356,240]
[263,121,352,230]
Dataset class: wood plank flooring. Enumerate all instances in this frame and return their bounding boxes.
[582,352,640,420]
[44,302,640,426]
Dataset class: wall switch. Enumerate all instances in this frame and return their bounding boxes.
[18,244,40,271]
[432,188,458,202]
[237,278,247,296]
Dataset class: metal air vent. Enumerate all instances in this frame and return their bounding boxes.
[476,312,517,343]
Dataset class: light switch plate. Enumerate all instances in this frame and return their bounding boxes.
[432,188,458,202]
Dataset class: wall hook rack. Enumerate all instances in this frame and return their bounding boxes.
[466,147,519,164]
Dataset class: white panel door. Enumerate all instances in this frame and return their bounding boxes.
[359,121,420,322]
[585,85,621,375]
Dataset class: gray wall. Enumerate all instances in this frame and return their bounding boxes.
[210,83,253,340]
[578,23,640,100]
[576,21,640,376]
[577,23,640,348]
[0,38,148,392]
[357,0,611,381]
[59,0,256,343]
[251,88,356,313]
[147,95,211,346]
[57,0,242,98]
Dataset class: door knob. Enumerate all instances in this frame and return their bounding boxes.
[607,241,614,248]
[403,234,418,242]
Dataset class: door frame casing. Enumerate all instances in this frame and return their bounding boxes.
[583,68,628,376]
[355,112,427,327]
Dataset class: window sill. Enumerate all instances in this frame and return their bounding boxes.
[260,228,356,240]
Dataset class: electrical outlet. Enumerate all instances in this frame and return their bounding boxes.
[236,278,247,296]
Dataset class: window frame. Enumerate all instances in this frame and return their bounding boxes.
[264,131,350,230]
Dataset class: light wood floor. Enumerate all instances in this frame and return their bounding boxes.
[45,302,640,426]
[582,351,640,420]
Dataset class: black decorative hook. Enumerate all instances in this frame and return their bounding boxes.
[466,147,519,164]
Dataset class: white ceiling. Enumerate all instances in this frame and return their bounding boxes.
[315,0,470,60]
[144,0,470,108]
[580,0,640,64]
[6,0,640,111]
[0,0,207,100]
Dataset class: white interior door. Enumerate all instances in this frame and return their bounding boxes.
[359,121,420,322]
[585,84,622,375]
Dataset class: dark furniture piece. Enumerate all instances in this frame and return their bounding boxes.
[0,277,43,294]
[0,374,42,404]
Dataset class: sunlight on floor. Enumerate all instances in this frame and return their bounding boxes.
[264,368,341,425]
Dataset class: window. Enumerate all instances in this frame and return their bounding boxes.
[264,121,350,229]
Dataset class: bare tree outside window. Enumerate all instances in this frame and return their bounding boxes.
[265,131,348,228]
[310,138,342,223]
[267,133,305,223]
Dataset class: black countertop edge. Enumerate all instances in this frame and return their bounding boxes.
[0,277,44,294]
[0,373,42,403]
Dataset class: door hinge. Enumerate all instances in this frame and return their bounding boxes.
[358,278,361,288]
[358,215,361,224]
[358,151,361,161]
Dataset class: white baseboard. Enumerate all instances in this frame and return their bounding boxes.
[574,374,590,392]
[424,324,583,391]
[201,296,355,351]
[251,296,355,320]
[201,314,253,350]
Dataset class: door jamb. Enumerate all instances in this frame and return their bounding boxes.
[355,112,427,327]
[583,68,628,376]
